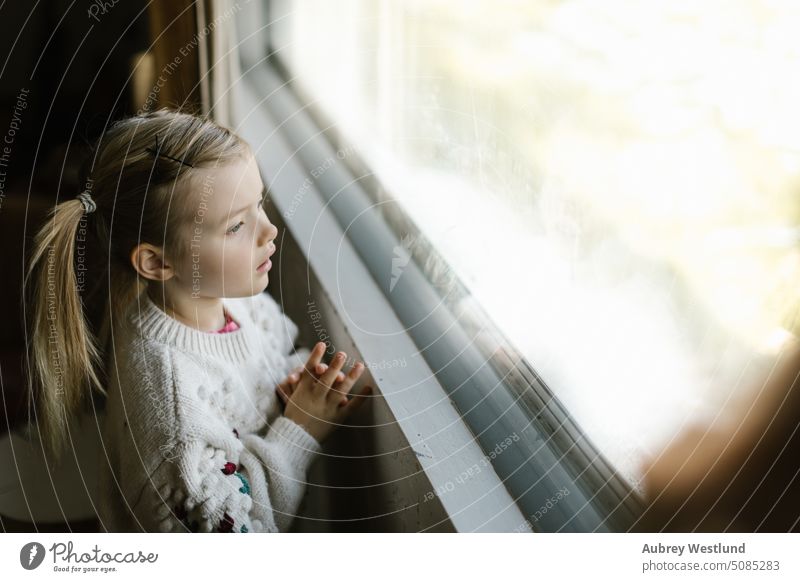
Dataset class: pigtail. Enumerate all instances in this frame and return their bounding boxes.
[23,196,106,464]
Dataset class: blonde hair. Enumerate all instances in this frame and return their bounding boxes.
[23,108,251,463]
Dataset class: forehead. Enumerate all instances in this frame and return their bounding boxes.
[180,154,262,225]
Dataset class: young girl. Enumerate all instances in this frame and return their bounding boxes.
[24,108,372,533]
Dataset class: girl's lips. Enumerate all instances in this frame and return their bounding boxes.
[256,258,272,273]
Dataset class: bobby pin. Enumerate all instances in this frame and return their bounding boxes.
[145,133,195,168]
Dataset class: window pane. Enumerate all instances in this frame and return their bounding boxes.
[267,0,800,488]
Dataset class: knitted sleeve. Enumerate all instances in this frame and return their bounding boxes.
[136,416,322,533]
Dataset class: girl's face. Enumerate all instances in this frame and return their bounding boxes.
[171,153,279,299]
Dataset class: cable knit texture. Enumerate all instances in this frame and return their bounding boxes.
[96,291,318,533]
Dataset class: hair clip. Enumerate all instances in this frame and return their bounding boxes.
[145,133,195,168]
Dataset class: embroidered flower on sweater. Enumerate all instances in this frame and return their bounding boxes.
[221,461,251,495]
[174,504,200,533]
[218,512,235,533]
[234,472,251,495]
[217,512,251,533]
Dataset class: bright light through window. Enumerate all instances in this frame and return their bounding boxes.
[267,0,800,488]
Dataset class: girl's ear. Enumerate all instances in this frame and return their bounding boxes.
[130,243,174,281]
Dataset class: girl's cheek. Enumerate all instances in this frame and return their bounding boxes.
[222,241,246,268]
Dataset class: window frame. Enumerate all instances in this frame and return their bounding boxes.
[234,1,645,531]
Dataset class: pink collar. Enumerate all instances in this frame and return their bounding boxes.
[211,311,240,334]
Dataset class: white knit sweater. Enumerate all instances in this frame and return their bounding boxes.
[96,290,319,533]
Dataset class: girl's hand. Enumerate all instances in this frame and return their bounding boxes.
[276,362,347,407]
[283,342,373,444]
[276,366,302,407]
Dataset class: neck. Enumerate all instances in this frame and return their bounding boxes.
[146,284,226,332]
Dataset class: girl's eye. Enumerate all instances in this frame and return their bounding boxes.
[227,199,265,234]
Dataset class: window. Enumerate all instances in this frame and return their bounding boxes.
[262,0,799,501]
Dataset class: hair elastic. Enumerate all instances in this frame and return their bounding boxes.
[76,191,96,215]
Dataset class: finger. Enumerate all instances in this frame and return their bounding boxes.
[319,351,347,387]
[277,372,299,399]
[315,363,345,383]
[331,362,365,398]
[301,342,327,379]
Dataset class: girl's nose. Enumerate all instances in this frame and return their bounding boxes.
[258,214,278,244]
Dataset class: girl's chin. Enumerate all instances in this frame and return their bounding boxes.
[233,277,270,297]
[255,275,270,291]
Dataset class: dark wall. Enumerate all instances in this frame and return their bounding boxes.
[0,0,149,196]
[0,1,149,436]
